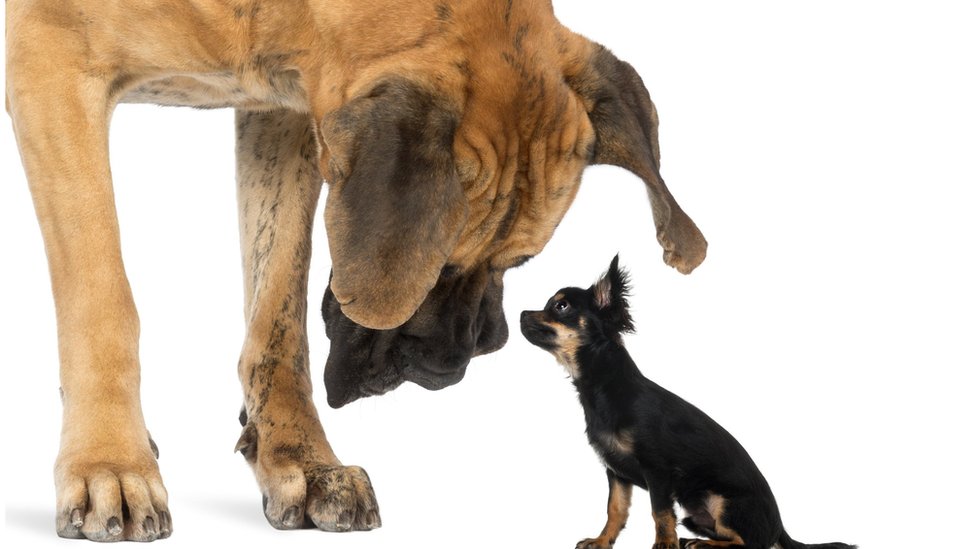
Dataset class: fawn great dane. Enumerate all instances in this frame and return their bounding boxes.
[6,0,706,541]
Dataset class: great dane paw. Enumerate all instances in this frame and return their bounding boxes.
[260,464,381,532]
[55,455,171,541]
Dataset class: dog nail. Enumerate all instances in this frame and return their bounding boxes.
[107,516,122,536]
[282,506,300,528]
[337,508,355,529]
[159,511,172,537]
[143,516,157,535]
[70,508,84,527]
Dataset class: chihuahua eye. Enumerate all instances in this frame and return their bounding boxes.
[554,300,571,313]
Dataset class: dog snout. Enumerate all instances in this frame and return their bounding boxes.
[520,310,556,348]
[322,265,510,406]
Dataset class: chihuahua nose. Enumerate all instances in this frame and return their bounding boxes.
[520,310,529,321]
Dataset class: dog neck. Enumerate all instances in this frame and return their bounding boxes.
[571,337,645,402]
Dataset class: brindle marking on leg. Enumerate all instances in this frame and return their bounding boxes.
[435,3,452,22]
[513,24,528,52]
[235,108,378,531]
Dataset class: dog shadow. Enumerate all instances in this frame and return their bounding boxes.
[185,494,263,525]
[5,505,55,538]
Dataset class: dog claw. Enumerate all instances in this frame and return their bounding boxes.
[336,509,354,531]
[107,517,122,536]
[364,510,382,530]
[281,506,301,528]
[158,511,172,538]
[143,516,157,537]
[70,509,84,528]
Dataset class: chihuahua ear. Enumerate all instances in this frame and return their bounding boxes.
[569,44,707,275]
[593,255,635,334]
[321,80,468,330]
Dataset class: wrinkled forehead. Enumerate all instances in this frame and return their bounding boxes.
[322,4,705,332]
[448,79,596,274]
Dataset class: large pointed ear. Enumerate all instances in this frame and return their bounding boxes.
[593,255,634,334]
[321,79,468,330]
[569,44,707,274]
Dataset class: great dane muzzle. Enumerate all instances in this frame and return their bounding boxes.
[323,265,507,407]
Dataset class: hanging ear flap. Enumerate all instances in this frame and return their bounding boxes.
[321,80,468,330]
[592,255,635,334]
[569,44,707,274]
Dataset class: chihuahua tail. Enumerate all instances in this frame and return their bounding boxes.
[778,531,857,549]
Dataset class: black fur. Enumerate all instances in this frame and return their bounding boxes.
[520,256,855,549]
[323,264,508,408]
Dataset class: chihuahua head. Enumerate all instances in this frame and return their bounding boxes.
[520,255,634,377]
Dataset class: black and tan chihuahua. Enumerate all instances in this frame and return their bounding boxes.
[520,256,855,549]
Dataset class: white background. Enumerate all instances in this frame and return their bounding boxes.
[3,1,975,547]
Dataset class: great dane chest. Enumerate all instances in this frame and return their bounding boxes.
[119,67,308,112]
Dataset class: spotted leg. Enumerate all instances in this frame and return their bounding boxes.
[234,108,380,531]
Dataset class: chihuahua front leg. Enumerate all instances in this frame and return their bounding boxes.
[234,109,380,532]
[650,484,680,549]
[577,470,633,549]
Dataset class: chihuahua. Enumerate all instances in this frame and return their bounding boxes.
[520,256,854,549]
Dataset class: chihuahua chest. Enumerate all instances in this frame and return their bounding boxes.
[585,424,646,489]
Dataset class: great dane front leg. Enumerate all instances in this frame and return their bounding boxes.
[7,57,169,541]
[234,109,380,531]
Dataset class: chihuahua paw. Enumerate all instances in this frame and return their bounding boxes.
[577,537,614,549]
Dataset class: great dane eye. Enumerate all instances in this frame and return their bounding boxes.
[554,300,570,313]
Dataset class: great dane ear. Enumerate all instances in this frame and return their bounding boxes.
[569,44,707,274]
[321,80,468,330]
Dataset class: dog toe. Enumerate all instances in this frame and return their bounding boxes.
[305,465,380,532]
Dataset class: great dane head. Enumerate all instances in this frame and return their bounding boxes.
[319,5,707,407]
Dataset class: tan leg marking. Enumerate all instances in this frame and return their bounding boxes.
[652,507,680,549]
[576,476,633,549]
[706,494,745,545]
[682,494,746,548]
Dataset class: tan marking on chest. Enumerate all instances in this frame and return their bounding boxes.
[598,429,635,455]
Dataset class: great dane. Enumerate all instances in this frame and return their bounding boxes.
[5,0,706,541]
